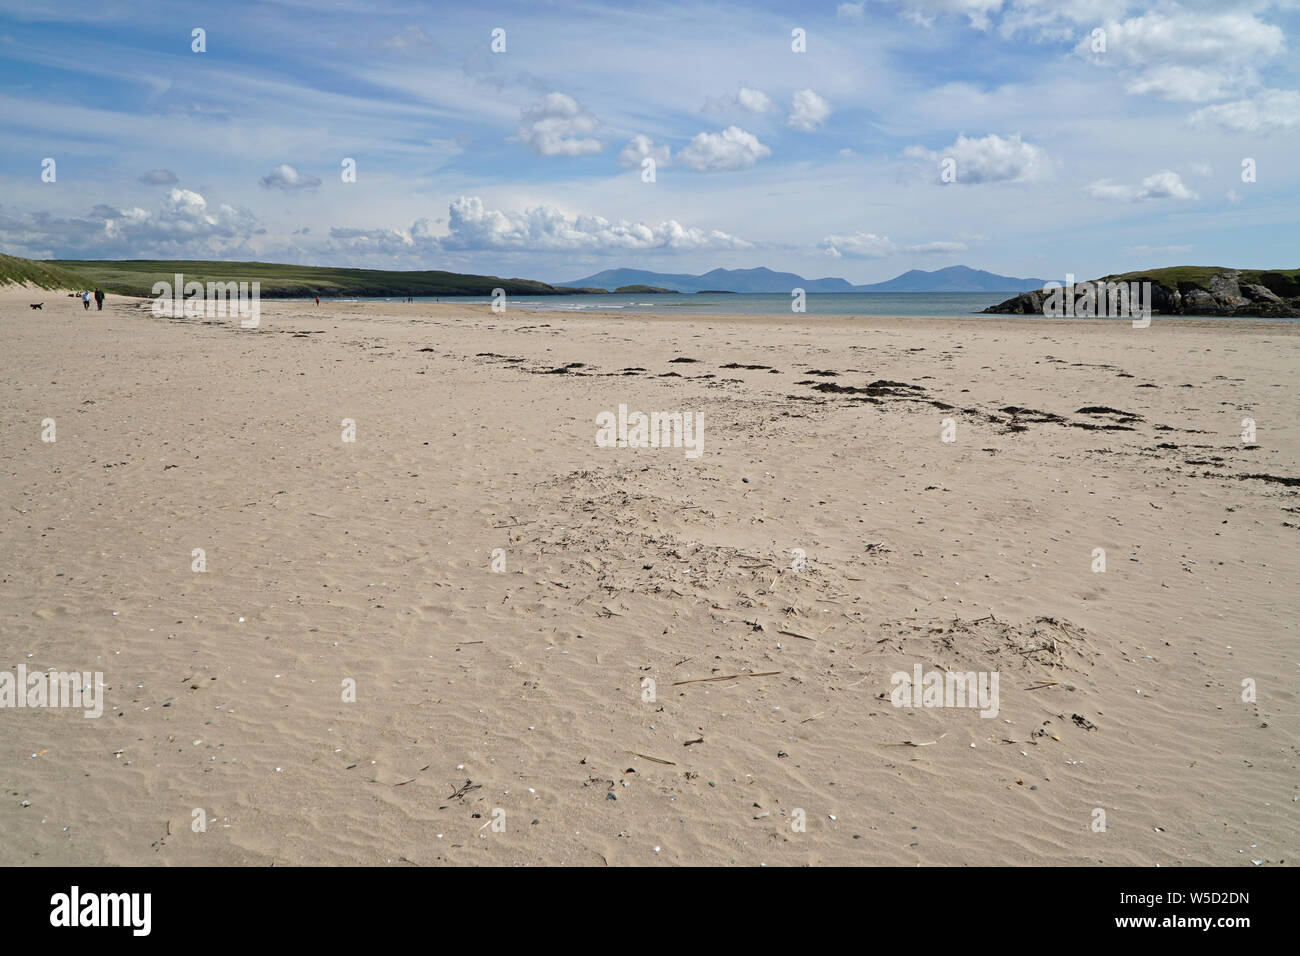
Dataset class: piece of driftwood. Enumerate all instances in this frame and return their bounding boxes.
[672,671,780,686]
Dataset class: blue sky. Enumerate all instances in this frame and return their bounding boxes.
[0,0,1297,283]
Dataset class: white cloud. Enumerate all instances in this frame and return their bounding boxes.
[328,225,417,254]
[0,188,259,259]
[259,164,322,191]
[836,3,865,22]
[513,92,602,157]
[136,188,259,238]
[1125,65,1259,104]
[908,240,968,254]
[679,126,771,171]
[737,87,775,113]
[880,0,1006,30]
[904,133,1048,184]
[618,134,671,169]
[1077,12,1285,104]
[998,1,1132,40]
[820,232,967,258]
[441,196,750,251]
[1086,170,1198,202]
[821,232,894,258]
[1188,89,1300,134]
[787,89,831,132]
[703,86,776,115]
[1085,12,1284,66]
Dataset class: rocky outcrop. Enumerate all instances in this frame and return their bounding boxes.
[984,269,1300,318]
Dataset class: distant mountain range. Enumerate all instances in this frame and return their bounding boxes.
[558,265,1048,294]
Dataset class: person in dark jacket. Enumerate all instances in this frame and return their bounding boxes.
[94,288,104,310]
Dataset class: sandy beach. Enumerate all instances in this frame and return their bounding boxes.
[0,284,1295,866]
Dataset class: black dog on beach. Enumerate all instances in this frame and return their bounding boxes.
[29,303,43,310]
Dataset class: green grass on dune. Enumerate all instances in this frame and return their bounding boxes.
[0,253,91,291]
[42,258,600,298]
[1100,265,1300,296]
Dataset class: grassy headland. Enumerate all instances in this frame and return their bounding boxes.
[29,257,604,298]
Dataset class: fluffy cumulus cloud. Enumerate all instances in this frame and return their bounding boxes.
[820,231,966,258]
[679,126,771,171]
[1076,11,1286,104]
[703,86,776,115]
[440,196,749,251]
[618,135,671,169]
[110,188,259,240]
[1086,170,1198,202]
[904,133,1048,184]
[0,188,258,259]
[329,218,442,252]
[1188,89,1300,135]
[512,92,602,157]
[787,89,831,131]
[1084,11,1284,66]
[259,164,322,191]
[737,87,775,113]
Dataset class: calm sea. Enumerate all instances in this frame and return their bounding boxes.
[359,291,1014,316]
[307,291,1298,320]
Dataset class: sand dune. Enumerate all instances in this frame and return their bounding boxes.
[0,285,1295,865]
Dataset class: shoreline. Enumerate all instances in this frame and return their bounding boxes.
[107,289,1300,332]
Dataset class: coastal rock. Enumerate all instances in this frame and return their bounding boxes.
[1181,288,1219,312]
[982,268,1300,318]
[1242,283,1283,304]
[1206,271,1250,308]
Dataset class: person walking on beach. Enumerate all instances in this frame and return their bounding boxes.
[81,290,90,311]
[93,288,104,311]
[315,296,320,306]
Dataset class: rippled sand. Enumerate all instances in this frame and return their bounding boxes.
[1,285,1295,865]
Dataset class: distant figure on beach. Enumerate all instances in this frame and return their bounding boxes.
[315,296,320,306]
[94,288,104,310]
[81,290,90,310]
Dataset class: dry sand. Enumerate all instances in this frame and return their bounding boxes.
[1,283,1295,865]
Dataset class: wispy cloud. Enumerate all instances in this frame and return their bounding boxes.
[1086,170,1198,202]
[1189,89,1300,134]
[821,232,966,258]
